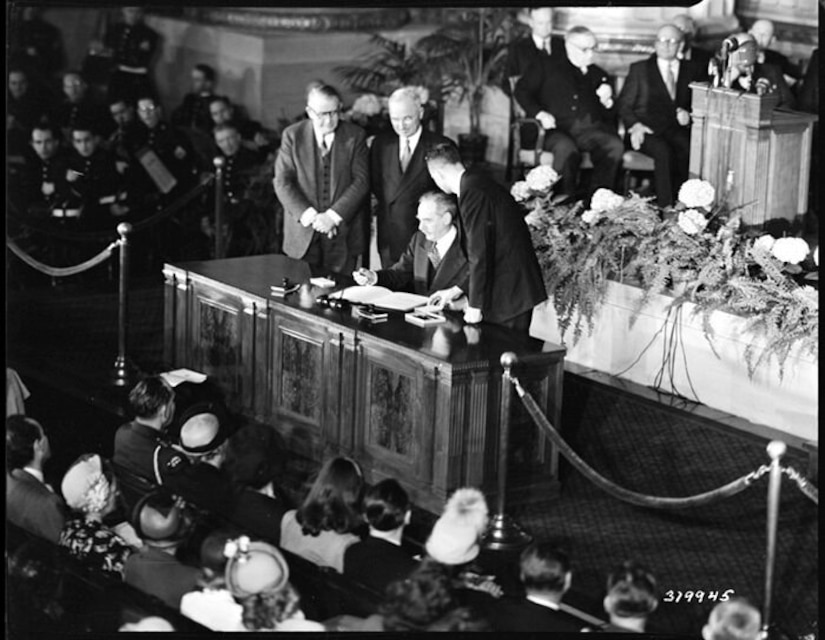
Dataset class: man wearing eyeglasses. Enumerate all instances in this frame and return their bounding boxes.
[515,25,623,204]
[618,24,704,207]
[274,82,369,274]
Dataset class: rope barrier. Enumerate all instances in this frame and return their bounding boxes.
[6,236,121,278]
[781,466,819,505]
[510,374,771,509]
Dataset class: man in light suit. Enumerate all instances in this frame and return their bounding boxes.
[353,190,469,299]
[618,23,704,207]
[274,82,369,274]
[425,142,547,333]
[370,87,453,268]
[6,415,66,543]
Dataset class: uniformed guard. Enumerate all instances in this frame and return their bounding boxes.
[15,124,70,217]
[104,7,159,105]
[55,71,113,144]
[171,64,223,133]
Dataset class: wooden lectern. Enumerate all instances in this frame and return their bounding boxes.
[689,82,817,226]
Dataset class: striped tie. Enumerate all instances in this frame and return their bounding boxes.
[399,138,412,173]
[428,243,442,269]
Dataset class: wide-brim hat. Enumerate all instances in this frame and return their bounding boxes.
[130,490,190,546]
[175,401,231,455]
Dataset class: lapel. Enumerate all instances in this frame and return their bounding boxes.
[385,136,403,198]
[431,232,462,290]
[674,60,693,105]
[415,235,433,284]
[648,56,673,105]
[391,130,426,202]
[297,120,319,199]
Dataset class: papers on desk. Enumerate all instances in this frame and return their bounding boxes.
[160,368,207,387]
[333,286,429,311]
[405,307,447,326]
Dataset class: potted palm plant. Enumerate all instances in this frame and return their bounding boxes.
[414,8,515,164]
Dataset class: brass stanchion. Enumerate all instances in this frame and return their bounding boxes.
[761,440,786,637]
[481,352,533,552]
[213,156,225,259]
[110,222,137,387]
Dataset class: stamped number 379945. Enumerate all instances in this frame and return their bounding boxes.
[663,589,735,603]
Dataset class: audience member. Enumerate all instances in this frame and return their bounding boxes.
[172,63,221,133]
[702,597,762,640]
[6,414,66,543]
[724,33,795,109]
[370,86,453,267]
[504,7,564,95]
[618,23,705,207]
[8,6,65,91]
[103,7,160,105]
[7,68,51,158]
[123,490,200,608]
[223,421,289,504]
[748,19,803,84]
[208,96,274,161]
[602,559,659,632]
[672,14,712,79]
[353,190,469,301]
[58,453,134,577]
[490,541,596,631]
[64,120,130,229]
[16,123,69,215]
[105,97,142,164]
[344,478,418,592]
[274,81,370,274]
[280,456,366,573]
[425,141,547,332]
[180,528,246,631]
[515,25,624,202]
[55,71,113,143]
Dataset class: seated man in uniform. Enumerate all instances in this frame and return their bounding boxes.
[352,190,469,304]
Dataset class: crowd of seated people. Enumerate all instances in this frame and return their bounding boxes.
[7,368,779,635]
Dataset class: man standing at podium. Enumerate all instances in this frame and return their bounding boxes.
[425,142,547,333]
[274,82,369,274]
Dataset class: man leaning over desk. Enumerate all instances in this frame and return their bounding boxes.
[353,190,469,308]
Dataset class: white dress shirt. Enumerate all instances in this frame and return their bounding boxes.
[399,125,423,163]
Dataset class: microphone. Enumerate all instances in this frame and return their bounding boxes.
[722,36,740,53]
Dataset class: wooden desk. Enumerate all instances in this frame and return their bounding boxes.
[163,255,566,512]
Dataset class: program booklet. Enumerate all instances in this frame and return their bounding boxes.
[334,286,428,312]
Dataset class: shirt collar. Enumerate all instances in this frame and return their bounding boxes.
[22,466,45,484]
[657,57,679,74]
[435,224,457,258]
[315,130,335,150]
[526,593,562,610]
[369,529,403,546]
[400,125,423,154]
[532,34,551,52]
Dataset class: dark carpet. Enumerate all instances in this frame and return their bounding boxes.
[6,276,818,638]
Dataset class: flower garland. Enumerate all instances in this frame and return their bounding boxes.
[518,167,818,379]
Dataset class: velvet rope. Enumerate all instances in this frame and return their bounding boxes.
[510,375,770,509]
[782,466,819,505]
[6,237,120,277]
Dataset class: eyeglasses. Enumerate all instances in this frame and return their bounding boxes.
[307,105,340,120]
[657,37,681,45]
[138,106,157,113]
[569,41,598,54]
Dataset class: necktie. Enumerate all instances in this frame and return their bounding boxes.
[399,138,411,173]
[428,242,442,270]
[665,62,677,100]
[321,135,331,156]
[543,37,552,55]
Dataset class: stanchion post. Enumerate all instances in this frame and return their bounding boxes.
[110,222,136,387]
[213,156,225,259]
[481,352,533,552]
[762,440,786,636]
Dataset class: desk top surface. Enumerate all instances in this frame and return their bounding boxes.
[166,255,565,368]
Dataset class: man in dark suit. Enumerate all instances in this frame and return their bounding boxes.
[618,23,704,207]
[353,190,469,299]
[726,34,796,109]
[749,19,803,85]
[515,25,624,202]
[274,82,369,274]
[425,142,547,333]
[6,415,67,543]
[489,542,594,632]
[504,6,565,96]
[370,86,453,268]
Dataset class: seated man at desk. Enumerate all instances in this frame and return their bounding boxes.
[352,190,468,304]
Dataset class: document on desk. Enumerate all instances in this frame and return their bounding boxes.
[334,286,429,311]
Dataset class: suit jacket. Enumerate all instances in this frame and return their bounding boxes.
[618,56,703,134]
[6,468,66,543]
[515,56,617,134]
[343,536,418,593]
[370,128,452,265]
[503,36,566,94]
[274,119,369,261]
[489,597,589,632]
[682,46,712,81]
[376,229,469,296]
[458,169,547,323]
[752,62,796,110]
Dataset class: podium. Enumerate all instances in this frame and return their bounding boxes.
[689,82,817,226]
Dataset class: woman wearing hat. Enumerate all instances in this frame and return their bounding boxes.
[58,453,134,576]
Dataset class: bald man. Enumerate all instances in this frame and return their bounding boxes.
[618,23,705,206]
[370,86,453,267]
[725,32,795,109]
[749,19,803,84]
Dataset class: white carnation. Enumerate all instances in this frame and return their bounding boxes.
[351,93,383,116]
[677,209,709,235]
[770,237,810,265]
[581,209,601,225]
[525,165,559,193]
[753,235,776,253]
[510,181,531,202]
[678,179,716,209]
[589,188,624,213]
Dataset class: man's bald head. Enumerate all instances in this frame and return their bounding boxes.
[749,19,775,49]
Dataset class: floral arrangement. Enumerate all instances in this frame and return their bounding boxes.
[521,168,818,378]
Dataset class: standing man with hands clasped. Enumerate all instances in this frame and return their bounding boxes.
[423,142,547,333]
[274,82,369,274]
